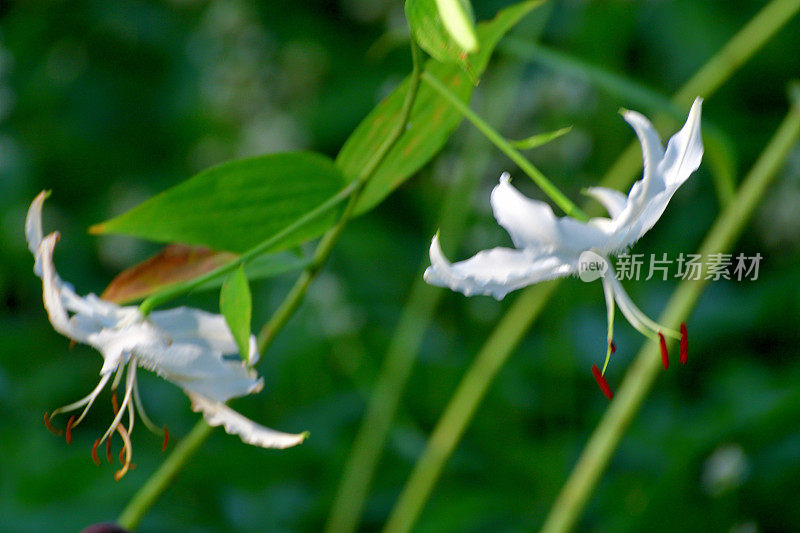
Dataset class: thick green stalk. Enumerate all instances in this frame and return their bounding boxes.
[323,59,527,533]
[421,71,589,222]
[382,2,800,528]
[602,0,800,194]
[117,42,424,531]
[541,90,800,533]
[383,281,559,533]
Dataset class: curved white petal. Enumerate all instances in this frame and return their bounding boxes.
[150,306,260,367]
[26,191,48,276]
[622,108,665,193]
[188,393,307,449]
[150,307,240,355]
[602,98,704,252]
[135,340,263,403]
[37,233,93,344]
[424,234,575,300]
[491,174,609,253]
[584,187,628,218]
[658,97,704,188]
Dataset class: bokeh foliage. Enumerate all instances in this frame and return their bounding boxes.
[1,0,799,531]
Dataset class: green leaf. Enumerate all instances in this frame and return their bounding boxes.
[337,0,544,216]
[510,126,572,150]
[405,0,477,76]
[220,265,253,364]
[91,151,346,254]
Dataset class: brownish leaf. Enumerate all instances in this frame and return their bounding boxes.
[101,244,236,304]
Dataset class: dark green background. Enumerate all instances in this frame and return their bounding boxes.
[2,1,799,531]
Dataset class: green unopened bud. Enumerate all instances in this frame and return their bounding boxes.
[435,0,478,53]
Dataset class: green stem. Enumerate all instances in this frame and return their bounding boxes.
[674,0,800,106]
[117,420,214,530]
[421,71,589,222]
[117,41,424,531]
[500,40,738,206]
[381,1,800,526]
[541,89,800,533]
[257,40,424,352]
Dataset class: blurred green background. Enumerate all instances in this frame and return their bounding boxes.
[2,0,800,531]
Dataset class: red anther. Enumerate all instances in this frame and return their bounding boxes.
[609,341,616,354]
[111,392,119,415]
[106,438,113,463]
[43,412,63,436]
[65,415,76,444]
[91,439,101,466]
[591,364,614,400]
[658,332,669,370]
[119,447,126,466]
[162,426,170,452]
[680,322,688,366]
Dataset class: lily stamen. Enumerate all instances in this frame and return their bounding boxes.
[133,377,164,437]
[91,438,101,466]
[591,364,614,400]
[49,372,112,427]
[65,415,76,444]
[43,412,63,436]
[680,323,688,365]
[113,423,133,481]
[658,333,669,370]
[99,363,135,447]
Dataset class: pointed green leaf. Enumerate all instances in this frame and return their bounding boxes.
[337,0,544,215]
[510,126,572,150]
[220,265,252,364]
[91,151,346,254]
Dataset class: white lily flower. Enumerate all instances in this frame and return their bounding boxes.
[425,98,703,398]
[26,192,307,478]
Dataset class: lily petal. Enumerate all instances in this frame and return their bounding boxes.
[658,97,704,188]
[135,339,263,403]
[424,234,574,300]
[26,191,48,276]
[622,108,665,192]
[603,98,704,252]
[188,393,307,449]
[491,173,608,254]
[584,187,628,219]
[38,233,92,344]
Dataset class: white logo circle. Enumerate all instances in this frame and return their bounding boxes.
[578,251,608,282]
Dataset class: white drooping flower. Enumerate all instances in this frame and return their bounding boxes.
[27,192,307,478]
[425,98,703,398]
